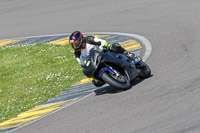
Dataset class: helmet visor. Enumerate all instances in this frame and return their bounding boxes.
[70,40,81,50]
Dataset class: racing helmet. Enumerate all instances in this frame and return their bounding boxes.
[69,31,83,50]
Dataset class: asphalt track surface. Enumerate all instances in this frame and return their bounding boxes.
[1,0,200,133]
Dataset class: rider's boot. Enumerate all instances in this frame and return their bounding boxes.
[123,51,147,69]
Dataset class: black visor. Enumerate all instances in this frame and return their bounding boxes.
[71,40,82,50]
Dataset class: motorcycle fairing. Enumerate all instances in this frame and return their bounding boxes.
[81,48,139,81]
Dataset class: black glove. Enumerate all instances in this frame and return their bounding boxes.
[92,79,105,87]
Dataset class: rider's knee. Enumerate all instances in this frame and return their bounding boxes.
[110,43,122,53]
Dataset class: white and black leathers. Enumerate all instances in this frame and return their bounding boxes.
[74,36,107,65]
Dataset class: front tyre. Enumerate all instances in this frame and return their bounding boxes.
[101,72,131,90]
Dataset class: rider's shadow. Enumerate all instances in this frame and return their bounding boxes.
[94,78,146,95]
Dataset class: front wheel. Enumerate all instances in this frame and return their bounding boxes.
[101,72,131,90]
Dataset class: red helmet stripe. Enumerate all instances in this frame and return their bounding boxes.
[80,32,82,37]
[73,31,78,35]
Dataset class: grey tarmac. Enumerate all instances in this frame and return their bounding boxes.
[1,0,200,133]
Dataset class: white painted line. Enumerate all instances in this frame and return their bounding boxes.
[5,32,152,132]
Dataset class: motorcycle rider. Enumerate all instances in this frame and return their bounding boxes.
[69,31,144,87]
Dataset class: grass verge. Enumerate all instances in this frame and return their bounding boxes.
[0,43,84,123]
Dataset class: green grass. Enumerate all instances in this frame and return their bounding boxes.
[0,43,84,123]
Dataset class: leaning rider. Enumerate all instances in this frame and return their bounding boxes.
[69,31,144,87]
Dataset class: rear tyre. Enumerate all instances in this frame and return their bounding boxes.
[138,62,151,79]
[102,72,131,90]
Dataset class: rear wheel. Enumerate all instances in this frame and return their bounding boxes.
[138,62,151,79]
[102,71,131,90]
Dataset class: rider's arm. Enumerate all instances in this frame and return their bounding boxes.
[86,36,110,49]
[74,50,81,64]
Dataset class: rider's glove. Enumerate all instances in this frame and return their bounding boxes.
[99,45,107,50]
[99,45,107,52]
[100,40,109,50]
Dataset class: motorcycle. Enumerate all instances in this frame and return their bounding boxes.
[81,47,151,90]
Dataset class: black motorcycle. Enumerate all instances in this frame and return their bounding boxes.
[81,48,151,90]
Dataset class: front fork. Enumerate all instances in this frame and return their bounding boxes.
[99,65,116,78]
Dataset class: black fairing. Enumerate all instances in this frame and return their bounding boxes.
[81,48,139,81]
